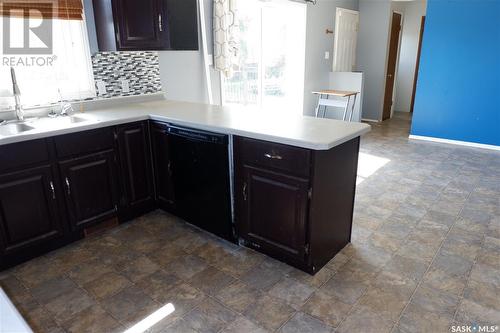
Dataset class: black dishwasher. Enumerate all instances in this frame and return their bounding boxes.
[166,124,234,242]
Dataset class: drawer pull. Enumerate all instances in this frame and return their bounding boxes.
[264,153,283,160]
[65,177,71,195]
[49,181,56,199]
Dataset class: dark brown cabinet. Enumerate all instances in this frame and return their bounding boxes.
[113,0,166,50]
[92,0,198,51]
[59,151,119,230]
[0,119,361,276]
[164,0,199,50]
[0,165,64,256]
[150,122,175,212]
[239,165,309,264]
[117,122,155,220]
[234,136,360,274]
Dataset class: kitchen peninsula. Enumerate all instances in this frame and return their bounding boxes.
[0,97,370,274]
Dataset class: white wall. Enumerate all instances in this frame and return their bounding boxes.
[356,0,392,121]
[393,0,427,112]
[303,0,359,116]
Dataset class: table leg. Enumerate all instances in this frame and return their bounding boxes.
[349,94,358,122]
[342,96,351,121]
[315,94,322,118]
[322,95,329,118]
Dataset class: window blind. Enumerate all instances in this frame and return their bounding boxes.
[0,0,83,20]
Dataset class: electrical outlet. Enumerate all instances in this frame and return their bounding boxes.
[121,79,130,93]
[96,80,107,95]
[325,51,330,60]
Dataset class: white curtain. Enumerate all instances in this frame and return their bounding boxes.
[213,0,238,78]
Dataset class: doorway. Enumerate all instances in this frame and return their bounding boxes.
[410,16,426,113]
[333,8,359,72]
[382,12,403,121]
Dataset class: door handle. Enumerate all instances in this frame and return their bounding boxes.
[65,177,71,195]
[242,182,247,201]
[159,14,163,32]
[49,181,56,200]
[387,74,393,78]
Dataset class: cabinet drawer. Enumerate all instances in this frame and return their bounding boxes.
[0,139,49,173]
[234,137,311,177]
[54,127,115,158]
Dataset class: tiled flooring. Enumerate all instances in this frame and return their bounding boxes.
[1,112,499,333]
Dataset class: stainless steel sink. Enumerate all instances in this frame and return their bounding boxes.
[51,116,89,124]
[0,123,34,136]
[67,116,88,123]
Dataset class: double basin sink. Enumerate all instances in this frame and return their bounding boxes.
[0,115,95,137]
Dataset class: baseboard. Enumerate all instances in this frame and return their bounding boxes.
[409,135,500,151]
[361,118,380,123]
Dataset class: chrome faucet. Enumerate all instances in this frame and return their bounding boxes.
[58,89,74,116]
[10,67,24,121]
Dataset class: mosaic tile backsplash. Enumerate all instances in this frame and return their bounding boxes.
[91,51,162,99]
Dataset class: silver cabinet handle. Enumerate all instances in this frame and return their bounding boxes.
[159,14,163,32]
[242,182,247,201]
[167,161,172,176]
[264,153,283,160]
[49,181,56,199]
[65,177,71,195]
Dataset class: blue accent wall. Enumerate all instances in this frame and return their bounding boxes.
[410,0,500,146]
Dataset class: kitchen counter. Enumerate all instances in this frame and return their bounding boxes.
[0,98,370,150]
[0,95,369,274]
[0,288,33,333]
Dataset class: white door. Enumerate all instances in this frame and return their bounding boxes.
[332,8,359,72]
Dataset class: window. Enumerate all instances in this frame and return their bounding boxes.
[0,4,95,107]
[222,0,306,114]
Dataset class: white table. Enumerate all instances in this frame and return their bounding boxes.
[313,90,359,121]
[0,288,32,333]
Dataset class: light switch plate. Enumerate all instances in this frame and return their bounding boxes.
[96,80,107,95]
[325,51,330,60]
[121,80,130,93]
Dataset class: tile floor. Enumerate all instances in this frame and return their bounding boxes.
[1,112,499,333]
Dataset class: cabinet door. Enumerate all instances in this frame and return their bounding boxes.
[165,0,199,50]
[238,165,309,263]
[150,122,175,211]
[113,0,167,50]
[0,166,63,255]
[59,151,119,230]
[117,122,154,219]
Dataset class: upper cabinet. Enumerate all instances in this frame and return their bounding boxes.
[91,0,199,51]
[113,0,167,50]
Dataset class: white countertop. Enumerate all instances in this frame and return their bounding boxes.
[0,288,33,333]
[0,98,370,150]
